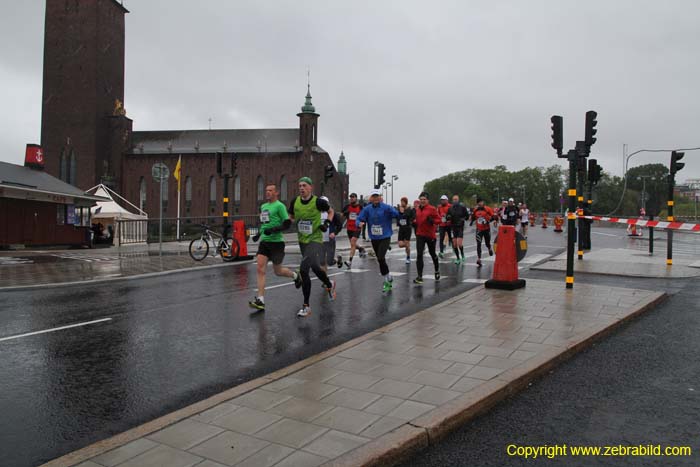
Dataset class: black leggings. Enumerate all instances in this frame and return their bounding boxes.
[371,238,391,276]
[416,235,439,277]
[439,226,452,252]
[475,230,492,258]
[299,243,332,304]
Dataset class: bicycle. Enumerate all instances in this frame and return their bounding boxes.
[188,223,240,262]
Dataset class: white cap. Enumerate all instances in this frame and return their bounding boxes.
[508,197,514,202]
[369,188,382,196]
[320,195,329,202]
[440,195,448,200]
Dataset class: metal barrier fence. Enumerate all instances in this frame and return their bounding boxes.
[116,215,262,245]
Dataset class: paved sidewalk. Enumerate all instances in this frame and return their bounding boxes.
[47,278,664,467]
[533,248,700,278]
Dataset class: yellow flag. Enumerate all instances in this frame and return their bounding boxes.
[174,155,182,191]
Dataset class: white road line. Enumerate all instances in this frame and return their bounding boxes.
[265,271,349,290]
[592,231,619,237]
[0,318,113,343]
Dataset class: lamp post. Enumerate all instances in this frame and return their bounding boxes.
[391,175,398,206]
[637,175,655,213]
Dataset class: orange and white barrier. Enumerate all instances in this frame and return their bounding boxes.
[578,215,700,232]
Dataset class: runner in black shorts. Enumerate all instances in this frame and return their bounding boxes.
[341,193,367,269]
[447,194,469,265]
[397,197,415,264]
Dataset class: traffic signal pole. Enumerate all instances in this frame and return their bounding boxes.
[566,149,577,289]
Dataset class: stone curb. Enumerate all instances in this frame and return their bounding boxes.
[324,290,667,467]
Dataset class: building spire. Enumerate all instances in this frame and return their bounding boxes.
[301,68,316,113]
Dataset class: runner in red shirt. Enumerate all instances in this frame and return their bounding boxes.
[341,193,367,269]
[412,192,442,284]
[469,197,495,268]
[437,195,452,258]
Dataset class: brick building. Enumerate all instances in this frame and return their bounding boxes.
[39,0,349,219]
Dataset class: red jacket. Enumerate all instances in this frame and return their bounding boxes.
[414,203,441,238]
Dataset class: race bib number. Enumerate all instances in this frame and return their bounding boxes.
[441,216,447,223]
[298,220,313,235]
[349,212,357,220]
[509,211,516,217]
[399,219,407,226]
[371,225,383,236]
[260,210,270,223]
[477,217,488,225]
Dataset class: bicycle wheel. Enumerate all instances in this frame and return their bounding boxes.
[220,237,240,262]
[189,237,209,261]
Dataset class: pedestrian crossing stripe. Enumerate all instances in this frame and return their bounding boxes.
[463,279,487,283]
[388,272,407,276]
[346,269,371,273]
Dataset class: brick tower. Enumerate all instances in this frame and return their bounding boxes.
[40,0,131,190]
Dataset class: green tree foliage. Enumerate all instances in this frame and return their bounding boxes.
[423,165,565,212]
[625,163,669,217]
[589,172,637,215]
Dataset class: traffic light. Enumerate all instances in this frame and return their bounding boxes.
[377,163,386,186]
[588,158,602,185]
[585,110,597,147]
[216,152,223,175]
[670,151,685,175]
[324,165,334,181]
[550,115,563,156]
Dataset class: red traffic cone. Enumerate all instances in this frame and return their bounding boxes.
[485,225,526,290]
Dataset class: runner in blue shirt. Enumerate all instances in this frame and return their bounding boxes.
[357,188,400,293]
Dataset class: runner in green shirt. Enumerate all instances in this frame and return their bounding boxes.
[248,183,301,312]
[288,177,336,317]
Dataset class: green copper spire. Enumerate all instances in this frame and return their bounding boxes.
[301,84,316,113]
[337,151,347,174]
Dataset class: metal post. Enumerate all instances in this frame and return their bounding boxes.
[159,170,163,256]
[223,174,230,239]
[566,150,577,289]
[649,216,654,255]
[576,145,586,260]
[585,180,593,251]
[667,174,674,266]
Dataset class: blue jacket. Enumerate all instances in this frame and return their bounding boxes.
[357,202,399,240]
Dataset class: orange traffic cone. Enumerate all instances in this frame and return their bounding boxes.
[485,225,526,290]
[541,213,548,228]
[554,216,564,232]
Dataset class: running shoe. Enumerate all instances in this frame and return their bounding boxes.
[326,280,337,301]
[454,259,461,265]
[435,271,441,281]
[488,248,494,256]
[359,250,368,258]
[413,276,423,284]
[336,255,343,268]
[297,305,312,318]
[405,257,411,264]
[293,270,302,288]
[477,258,483,268]
[248,297,265,311]
[344,260,352,270]
[382,280,393,293]
[438,252,444,259]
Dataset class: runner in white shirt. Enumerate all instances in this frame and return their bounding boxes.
[520,204,530,238]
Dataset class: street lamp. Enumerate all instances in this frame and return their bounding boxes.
[637,175,656,213]
[391,175,398,206]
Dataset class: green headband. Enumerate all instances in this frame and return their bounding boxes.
[298,177,313,185]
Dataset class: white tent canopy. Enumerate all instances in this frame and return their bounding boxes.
[88,185,148,220]
[86,184,148,245]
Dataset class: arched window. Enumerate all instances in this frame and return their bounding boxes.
[139,177,146,212]
[185,176,192,215]
[256,176,264,202]
[209,176,217,214]
[59,150,67,181]
[69,150,77,185]
[280,175,288,202]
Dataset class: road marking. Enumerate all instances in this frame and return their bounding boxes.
[463,279,487,283]
[265,271,349,290]
[592,231,619,237]
[0,318,113,343]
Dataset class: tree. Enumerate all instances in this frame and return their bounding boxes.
[625,163,669,216]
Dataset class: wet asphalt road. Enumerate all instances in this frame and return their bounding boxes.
[400,273,700,467]
[0,231,565,467]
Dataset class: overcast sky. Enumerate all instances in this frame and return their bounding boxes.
[1,0,699,199]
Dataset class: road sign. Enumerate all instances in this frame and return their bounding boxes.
[151,162,169,182]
